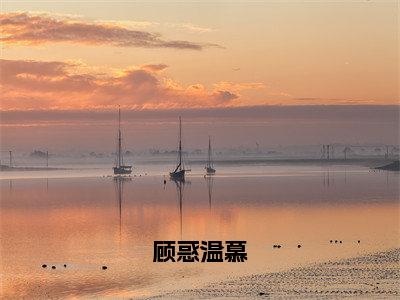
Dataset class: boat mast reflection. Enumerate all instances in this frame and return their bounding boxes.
[172,178,189,239]
[114,176,131,243]
[323,169,331,187]
[205,175,214,210]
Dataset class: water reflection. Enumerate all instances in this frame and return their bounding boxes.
[323,170,331,187]
[386,170,389,186]
[205,175,214,210]
[0,166,398,299]
[172,178,189,239]
[114,176,131,242]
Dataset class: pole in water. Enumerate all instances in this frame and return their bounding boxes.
[178,116,182,170]
[46,151,49,168]
[208,136,211,168]
[9,150,12,167]
[327,145,330,160]
[117,105,122,167]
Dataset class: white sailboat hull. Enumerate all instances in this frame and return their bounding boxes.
[113,165,132,175]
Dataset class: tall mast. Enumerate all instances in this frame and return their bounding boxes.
[208,136,211,167]
[118,106,122,167]
[178,116,182,170]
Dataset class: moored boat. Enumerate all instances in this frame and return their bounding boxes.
[170,117,190,181]
[113,107,132,175]
[205,136,216,175]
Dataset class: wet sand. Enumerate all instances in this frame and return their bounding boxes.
[148,248,399,299]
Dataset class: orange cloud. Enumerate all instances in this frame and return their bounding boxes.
[0,12,221,50]
[213,81,265,92]
[140,64,169,72]
[0,59,261,110]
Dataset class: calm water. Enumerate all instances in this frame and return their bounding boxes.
[1,164,399,298]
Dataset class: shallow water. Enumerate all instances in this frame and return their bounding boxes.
[0,164,399,298]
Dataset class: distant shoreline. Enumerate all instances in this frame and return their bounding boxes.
[190,157,396,166]
[375,161,400,171]
[0,158,397,172]
[0,165,67,172]
[147,248,399,299]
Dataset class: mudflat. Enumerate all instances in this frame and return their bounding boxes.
[149,248,400,299]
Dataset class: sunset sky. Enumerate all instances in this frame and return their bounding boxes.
[1,1,398,110]
[0,1,398,152]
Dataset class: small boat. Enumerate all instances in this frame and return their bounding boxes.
[170,117,190,181]
[205,136,216,175]
[113,107,132,175]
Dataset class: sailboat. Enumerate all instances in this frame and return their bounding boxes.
[205,136,216,175]
[170,117,190,181]
[113,107,132,175]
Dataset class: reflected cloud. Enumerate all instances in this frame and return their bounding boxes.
[0,174,398,298]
